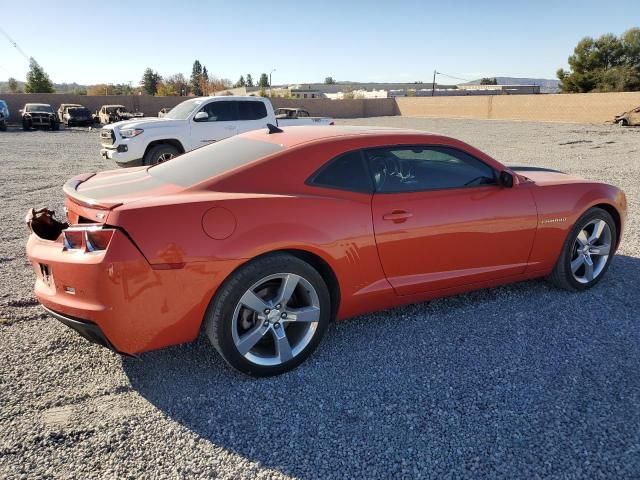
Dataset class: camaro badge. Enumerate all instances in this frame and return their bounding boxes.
[541,217,567,224]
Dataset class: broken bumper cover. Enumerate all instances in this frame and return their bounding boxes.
[43,306,133,356]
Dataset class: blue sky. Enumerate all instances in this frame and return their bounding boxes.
[1,0,638,85]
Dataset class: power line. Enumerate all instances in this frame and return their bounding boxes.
[435,71,472,83]
[0,26,30,62]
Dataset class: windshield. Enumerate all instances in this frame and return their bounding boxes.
[26,104,53,113]
[149,136,284,187]
[164,99,204,120]
[69,107,89,115]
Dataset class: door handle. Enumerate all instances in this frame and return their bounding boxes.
[382,210,413,223]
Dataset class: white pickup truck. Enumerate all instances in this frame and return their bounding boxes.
[100,96,334,166]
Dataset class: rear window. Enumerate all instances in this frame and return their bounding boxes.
[149,137,284,187]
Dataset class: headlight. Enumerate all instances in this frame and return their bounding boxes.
[119,128,144,138]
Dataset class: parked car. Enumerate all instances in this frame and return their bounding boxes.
[61,106,93,127]
[57,103,83,122]
[98,105,144,124]
[21,103,60,131]
[26,126,627,376]
[0,99,9,123]
[158,107,172,118]
[614,105,640,126]
[274,107,333,126]
[99,96,334,166]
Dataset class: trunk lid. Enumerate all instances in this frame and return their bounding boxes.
[63,168,181,223]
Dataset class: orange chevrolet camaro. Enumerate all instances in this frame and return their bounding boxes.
[26,126,627,376]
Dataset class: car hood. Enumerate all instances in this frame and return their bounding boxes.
[64,167,183,209]
[509,166,587,186]
[106,117,184,131]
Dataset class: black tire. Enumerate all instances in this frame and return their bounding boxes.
[52,121,60,131]
[0,122,6,132]
[22,120,30,131]
[547,207,617,291]
[142,143,179,166]
[204,253,332,377]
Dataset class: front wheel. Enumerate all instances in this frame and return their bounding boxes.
[548,208,617,291]
[142,144,179,166]
[205,254,332,376]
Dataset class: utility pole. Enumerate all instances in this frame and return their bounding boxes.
[269,69,276,97]
[431,70,438,97]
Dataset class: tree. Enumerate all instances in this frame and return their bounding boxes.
[156,82,177,96]
[141,68,162,95]
[191,60,203,96]
[165,73,188,96]
[480,77,498,85]
[235,75,246,88]
[8,77,19,93]
[246,74,254,87]
[24,58,54,93]
[557,28,640,92]
[258,73,269,88]
[324,76,336,84]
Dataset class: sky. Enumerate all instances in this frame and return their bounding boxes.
[1,0,639,86]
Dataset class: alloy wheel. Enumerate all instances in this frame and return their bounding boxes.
[157,152,174,163]
[570,218,612,284]
[231,273,321,366]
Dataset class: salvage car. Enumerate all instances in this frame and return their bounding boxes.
[100,96,334,166]
[614,105,640,126]
[62,106,93,127]
[21,103,59,131]
[98,105,143,124]
[158,107,172,118]
[57,103,83,122]
[26,126,627,376]
[0,99,9,125]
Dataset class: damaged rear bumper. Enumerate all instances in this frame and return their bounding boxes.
[43,306,134,356]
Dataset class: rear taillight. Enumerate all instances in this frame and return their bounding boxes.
[63,226,115,252]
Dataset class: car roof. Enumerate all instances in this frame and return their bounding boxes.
[25,103,52,107]
[241,125,442,148]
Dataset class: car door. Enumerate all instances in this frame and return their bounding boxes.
[236,100,269,134]
[190,100,238,148]
[367,145,538,295]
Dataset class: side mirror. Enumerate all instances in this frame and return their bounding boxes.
[499,170,514,188]
[193,111,209,122]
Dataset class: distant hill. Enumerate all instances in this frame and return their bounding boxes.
[464,77,560,93]
[0,80,88,94]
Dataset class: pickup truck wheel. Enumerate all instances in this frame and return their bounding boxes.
[22,120,30,131]
[143,144,179,166]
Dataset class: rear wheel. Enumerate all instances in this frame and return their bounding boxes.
[143,143,179,166]
[205,253,331,376]
[548,208,617,291]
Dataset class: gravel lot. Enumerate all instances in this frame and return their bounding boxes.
[1,119,639,479]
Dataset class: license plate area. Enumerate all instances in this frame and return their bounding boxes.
[39,263,53,286]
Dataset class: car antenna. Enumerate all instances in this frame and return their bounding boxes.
[266,123,283,134]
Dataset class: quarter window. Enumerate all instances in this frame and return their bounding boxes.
[365,146,496,193]
[308,151,372,193]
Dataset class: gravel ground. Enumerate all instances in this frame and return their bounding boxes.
[1,119,639,479]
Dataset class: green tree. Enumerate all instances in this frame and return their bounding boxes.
[24,58,54,93]
[141,68,162,95]
[235,75,246,87]
[324,76,336,84]
[8,77,19,93]
[480,77,498,85]
[258,73,269,88]
[165,73,188,95]
[557,29,640,92]
[246,74,254,87]
[191,60,203,96]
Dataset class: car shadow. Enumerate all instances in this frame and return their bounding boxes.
[122,254,640,478]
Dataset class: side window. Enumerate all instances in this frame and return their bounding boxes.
[308,150,372,193]
[366,146,496,193]
[237,101,267,120]
[298,110,309,117]
[201,101,236,122]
